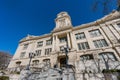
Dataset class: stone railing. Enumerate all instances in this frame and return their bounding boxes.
[8,65,26,73]
[30,62,51,72]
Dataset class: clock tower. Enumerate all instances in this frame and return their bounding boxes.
[52,12,73,32]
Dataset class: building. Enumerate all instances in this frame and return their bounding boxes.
[8,10,120,78]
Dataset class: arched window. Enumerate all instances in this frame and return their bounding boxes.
[32,60,39,66]
[99,52,117,61]
[80,54,94,61]
[43,59,50,64]
[16,61,21,67]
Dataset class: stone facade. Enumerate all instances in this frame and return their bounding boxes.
[8,11,120,80]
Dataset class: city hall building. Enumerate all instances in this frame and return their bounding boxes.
[8,10,120,78]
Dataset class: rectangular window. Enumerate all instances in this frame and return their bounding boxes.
[37,41,43,47]
[75,32,85,40]
[59,37,67,43]
[45,48,52,55]
[93,39,108,48]
[78,42,90,50]
[46,39,52,45]
[23,44,29,50]
[20,52,26,58]
[89,29,101,37]
[35,50,41,57]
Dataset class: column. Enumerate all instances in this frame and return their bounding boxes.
[56,35,59,51]
[70,32,77,50]
[67,32,71,49]
[52,35,55,52]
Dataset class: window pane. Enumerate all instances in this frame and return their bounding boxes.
[78,43,82,50]
[46,39,52,45]
[78,42,90,50]
[59,37,67,43]
[93,39,108,48]
[85,42,90,49]
[101,39,108,47]
[93,41,99,48]
[37,41,43,47]
[75,32,85,40]
[45,48,52,55]
[98,40,103,47]
[35,50,41,57]
[89,29,101,37]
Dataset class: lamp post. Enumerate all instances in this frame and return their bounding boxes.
[26,52,35,70]
[61,46,69,68]
[61,45,70,80]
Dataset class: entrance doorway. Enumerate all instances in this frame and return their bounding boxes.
[58,56,67,68]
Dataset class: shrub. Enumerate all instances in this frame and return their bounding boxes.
[102,69,120,73]
[0,76,9,80]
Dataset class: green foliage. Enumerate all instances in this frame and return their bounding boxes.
[0,76,9,80]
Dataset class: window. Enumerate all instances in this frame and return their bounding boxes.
[37,41,43,47]
[89,29,101,37]
[43,59,50,64]
[23,44,29,50]
[16,61,21,67]
[99,52,117,61]
[78,42,90,50]
[93,39,108,48]
[35,50,41,57]
[46,39,52,45]
[75,32,85,40]
[45,48,52,55]
[20,52,26,58]
[32,60,39,66]
[59,37,67,43]
[80,54,93,61]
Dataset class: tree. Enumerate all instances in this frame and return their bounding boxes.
[92,0,120,14]
[0,51,12,70]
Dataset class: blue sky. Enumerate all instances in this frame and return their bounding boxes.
[0,0,117,55]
